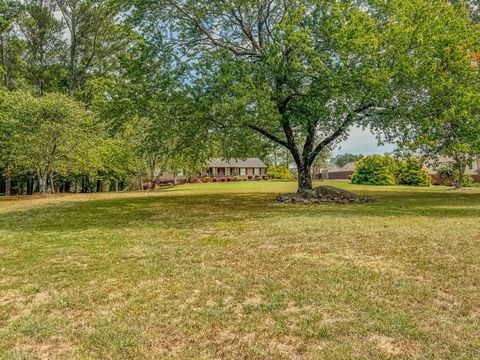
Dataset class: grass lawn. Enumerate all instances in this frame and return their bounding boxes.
[0,181,479,359]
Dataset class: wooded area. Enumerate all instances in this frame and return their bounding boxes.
[1,0,479,195]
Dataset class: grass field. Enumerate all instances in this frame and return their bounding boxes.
[1,181,479,359]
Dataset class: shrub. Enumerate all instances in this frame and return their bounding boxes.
[351,155,397,185]
[247,175,253,180]
[203,176,211,183]
[463,174,474,187]
[226,177,232,182]
[232,176,240,181]
[267,165,292,179]
[212,178,218,183]
[397,157,431,187]
[220,177,226,182]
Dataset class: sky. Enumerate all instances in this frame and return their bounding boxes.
[332,126,395,156]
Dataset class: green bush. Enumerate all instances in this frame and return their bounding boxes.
[462,174,474,187]
[267,165,292,180]
[397,157,431,187]
[351,155,397,185]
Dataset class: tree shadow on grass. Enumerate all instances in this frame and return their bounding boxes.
[1,190,480,235]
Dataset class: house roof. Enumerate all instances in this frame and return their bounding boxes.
[208,158,267,168]
[326,164,341,171]
[339,162,356,172]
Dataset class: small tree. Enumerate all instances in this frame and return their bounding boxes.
[437,163,475,188]
[4,91,102,194]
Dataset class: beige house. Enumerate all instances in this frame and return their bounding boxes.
[424,156,480,176]
[204,158,267,178]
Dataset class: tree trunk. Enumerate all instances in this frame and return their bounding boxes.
[149,157,156,179]
[4,174,11,196]
[27,175,34,195]
[81,175,89,193]
[74,179,79,193]
[50,175,55,194]
[115,180,119,192]
[297,163,313,193]
[64,181,71,193]
[39,174,47,195]
[455,167,465,189]
[96,179,103,192]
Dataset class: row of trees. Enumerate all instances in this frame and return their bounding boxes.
[1,0,480,195]
[0,0,228,195]
[0,0,142,195]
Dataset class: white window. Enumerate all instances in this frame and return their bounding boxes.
[240,168,246,176]
[254,168,260,175]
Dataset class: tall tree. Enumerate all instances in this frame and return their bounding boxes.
[389,2,480,188]
[140,0,477,193]
[0,0,22,89]
[16,0,65,95]
[55,0,128,99]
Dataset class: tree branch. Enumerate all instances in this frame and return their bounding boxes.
[308,103,374,164]
[248,124,288,148]
[166,0,261,57]
[281,121,301,165]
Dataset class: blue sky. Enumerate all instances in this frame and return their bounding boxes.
[332,126,395,156]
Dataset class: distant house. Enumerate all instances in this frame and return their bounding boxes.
[203,158,267,178]
[424,156,480,184]
[313,162,357,180]
[424,156,480,175]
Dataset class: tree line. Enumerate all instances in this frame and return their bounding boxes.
[0,0,221,195]
[1,0,480,195]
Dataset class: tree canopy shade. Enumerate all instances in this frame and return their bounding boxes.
[137,0,480,193]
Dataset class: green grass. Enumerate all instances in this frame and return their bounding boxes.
[0,181,479,359]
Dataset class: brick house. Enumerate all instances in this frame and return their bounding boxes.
[313,162,356,180]
[203,158,267,178]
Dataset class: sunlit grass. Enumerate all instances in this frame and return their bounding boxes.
[1,181,479,359]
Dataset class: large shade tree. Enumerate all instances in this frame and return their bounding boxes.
[135,0,477,193]
[397,50,480,188]
[384,1,480,188]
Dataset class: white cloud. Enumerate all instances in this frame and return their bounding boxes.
[332,126,395,155]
